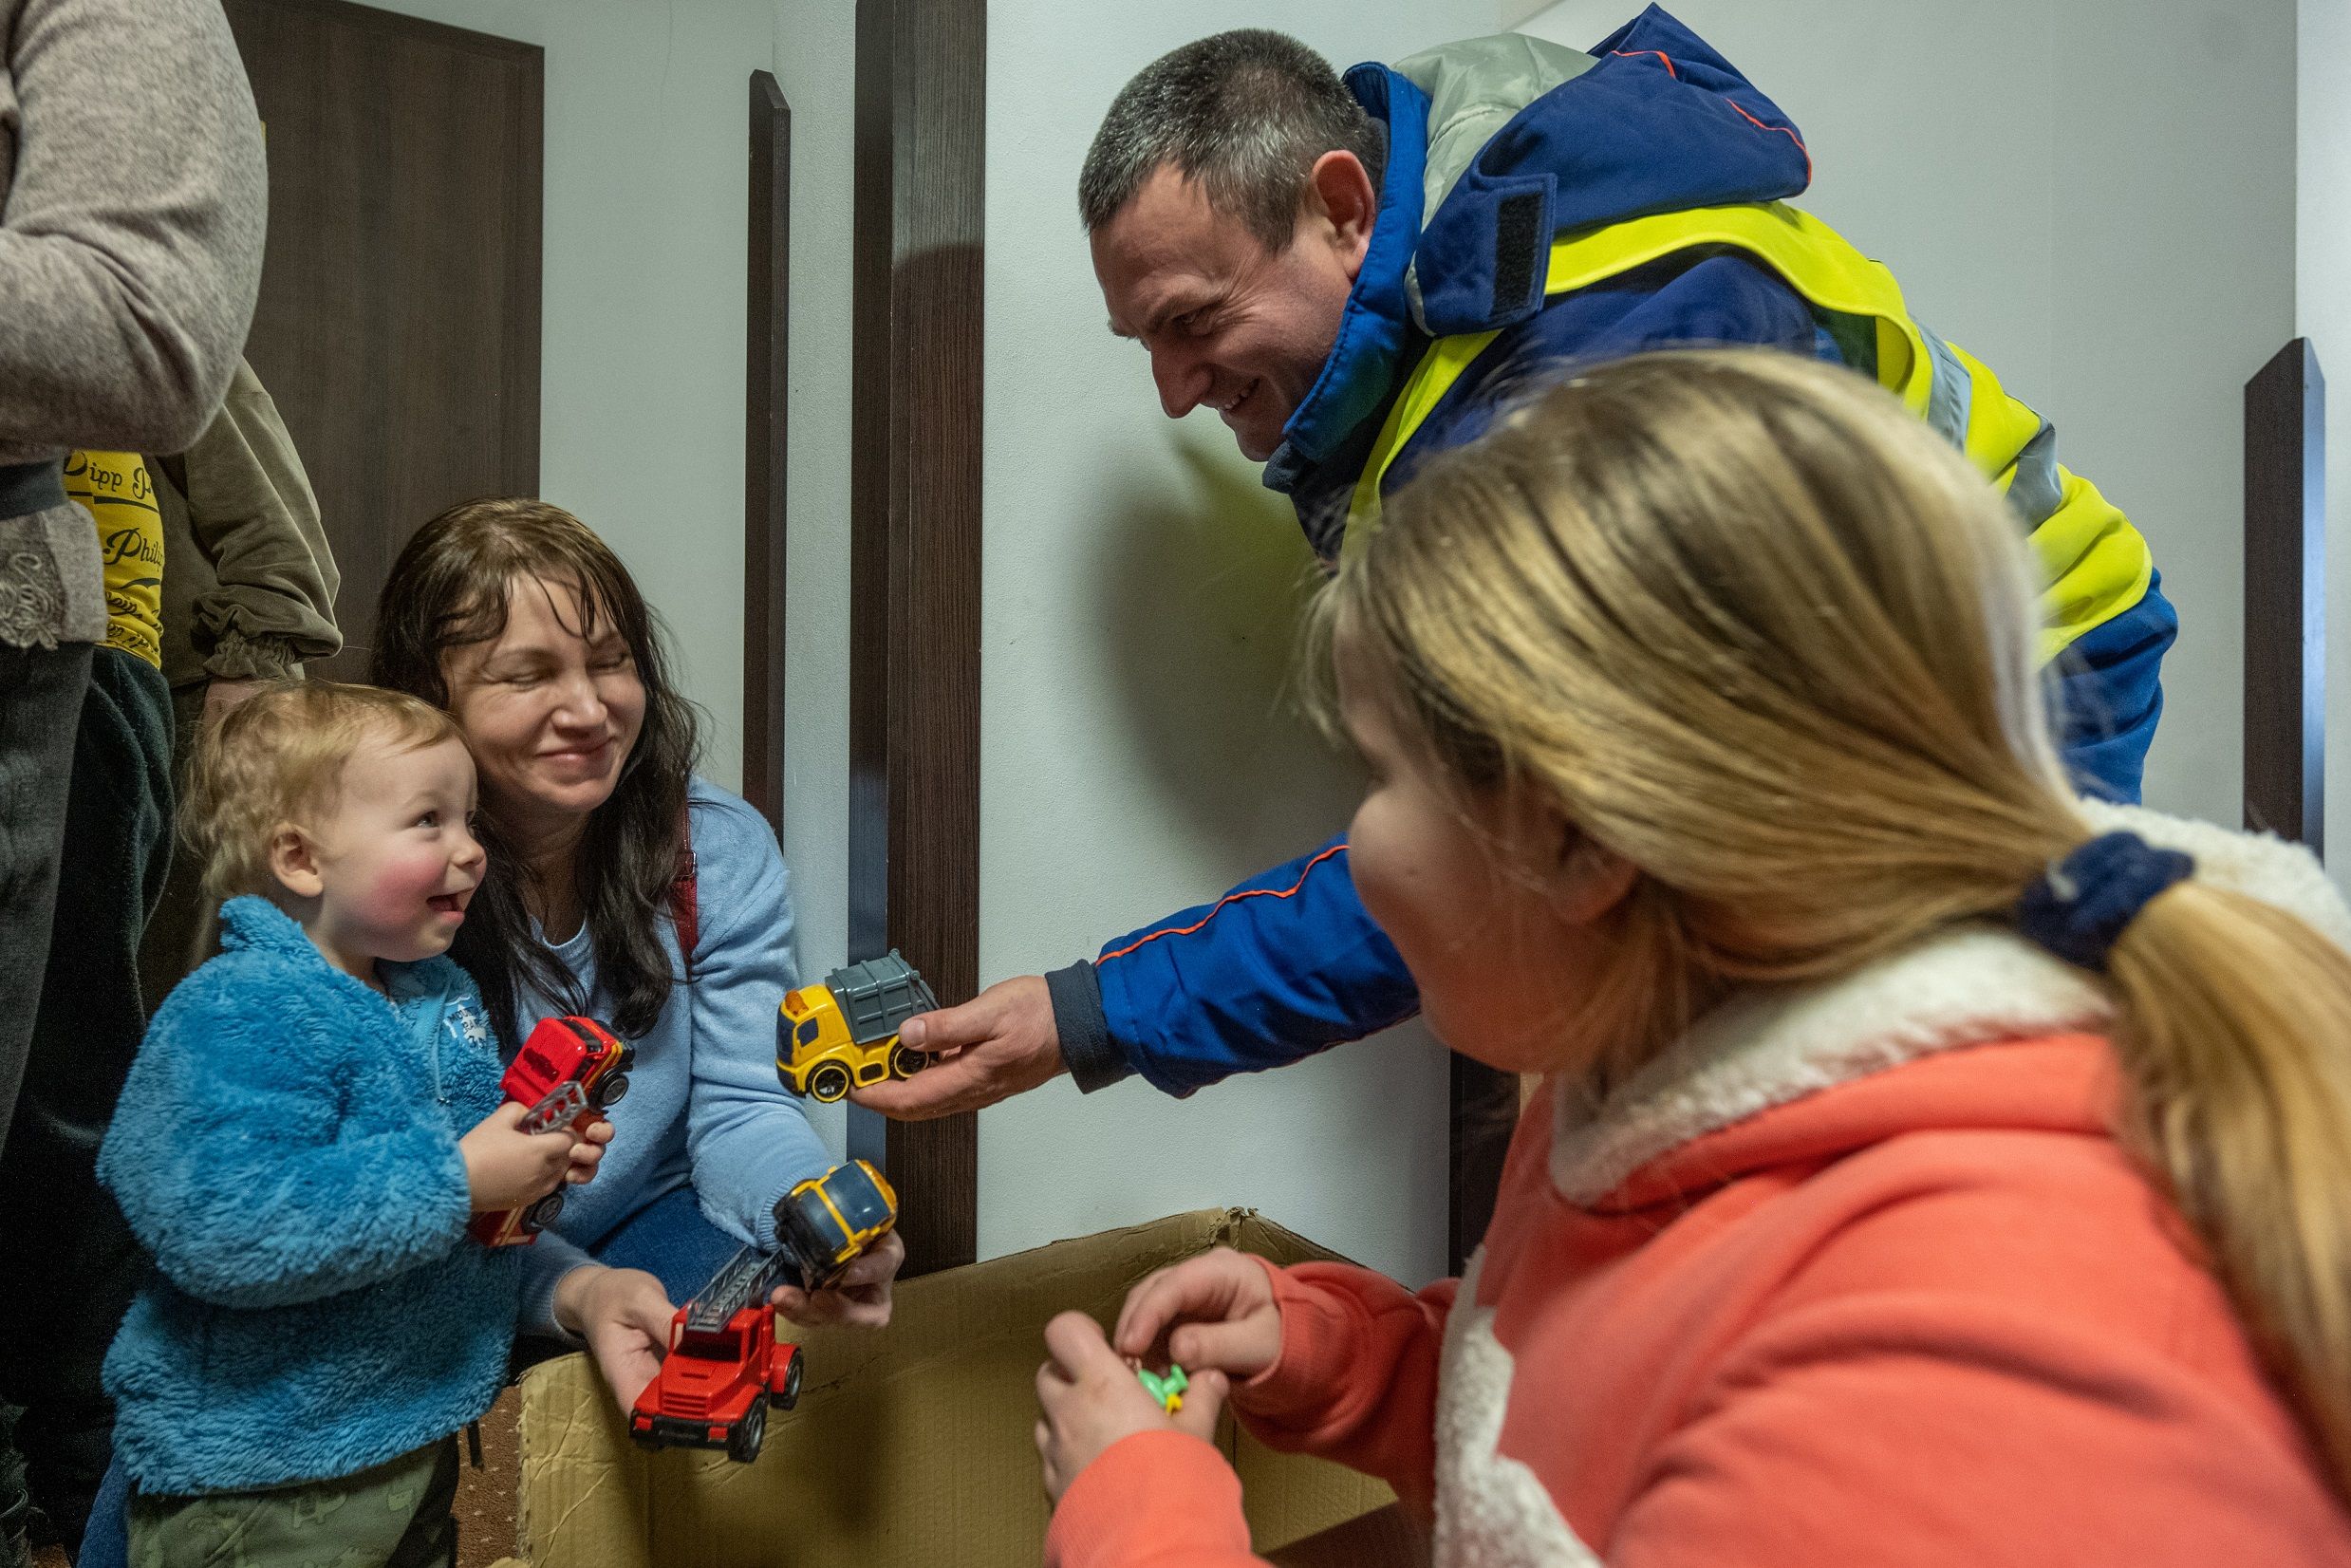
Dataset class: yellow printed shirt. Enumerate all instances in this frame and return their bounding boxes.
[65,450,165,669]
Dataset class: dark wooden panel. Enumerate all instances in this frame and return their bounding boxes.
[2244,339,2325,854]
[1451,1058,1517,1272]
[222,0,541,681]
[743,72,791,833]
[846,0,984,1277]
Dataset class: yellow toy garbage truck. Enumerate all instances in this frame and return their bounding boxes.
[776,950,936,1103]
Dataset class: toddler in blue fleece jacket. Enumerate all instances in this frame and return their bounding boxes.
[97,681,603,1567]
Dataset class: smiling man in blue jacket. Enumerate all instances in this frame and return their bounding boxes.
[854,6,2176,1117]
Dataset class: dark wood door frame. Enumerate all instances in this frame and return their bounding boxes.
[743,72,791,834]
[2244,339,2325,854]
[846,0,984,1278]
[1452,1061,1516,1272]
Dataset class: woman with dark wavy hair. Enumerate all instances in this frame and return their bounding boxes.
[372,497,902,1404]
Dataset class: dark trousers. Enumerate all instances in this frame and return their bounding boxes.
[0,640,90,1562]
[134,684,213,1016]
[0,646,172,1553]
[0,643,92,1148]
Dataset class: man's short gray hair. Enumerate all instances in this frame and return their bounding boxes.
[1078,29,1385,252]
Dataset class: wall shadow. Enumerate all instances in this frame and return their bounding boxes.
[1087,431,1364,850]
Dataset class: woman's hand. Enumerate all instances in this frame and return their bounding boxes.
[1112,1247,1283,1382]
[770,1229,904,1329]
[458,1100,576,1212]
[567,1117,614,1185]
[1035,1311,1228,1503]
[555,1263,679,1409]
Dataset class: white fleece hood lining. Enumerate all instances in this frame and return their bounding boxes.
[1551,802,2351,1211]
[1436,1249,1606,1567]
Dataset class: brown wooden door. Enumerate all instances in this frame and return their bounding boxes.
[222,0,541,681]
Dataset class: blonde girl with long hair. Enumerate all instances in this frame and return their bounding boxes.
[1032,349,2351,1565]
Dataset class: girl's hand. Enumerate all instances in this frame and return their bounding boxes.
[1112,1247,1283,1382]
[556,1263,679,1409]
[459,1100,576,1212]
[1035,1311,1228,1503]
[771,1229,904,1329]
[566,1117,614,1185]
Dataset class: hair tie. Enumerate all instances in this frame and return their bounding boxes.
[2015,831,2194,972]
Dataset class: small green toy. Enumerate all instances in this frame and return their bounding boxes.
[1136,1362,1188,1416]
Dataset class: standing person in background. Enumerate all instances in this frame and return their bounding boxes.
[0,0,265,1559]
[0,452,175,1559]
[0,361,337,1559]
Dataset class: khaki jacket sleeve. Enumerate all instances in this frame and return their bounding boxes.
[166,360,343,681]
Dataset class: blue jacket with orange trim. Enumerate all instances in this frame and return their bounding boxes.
[1050,7,2175,1096]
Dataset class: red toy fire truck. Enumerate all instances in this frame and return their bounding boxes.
[468,1015,634,1247]
[627,1159,899,1463]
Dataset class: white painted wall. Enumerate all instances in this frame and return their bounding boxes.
[773,4,1493,1278]
[767,0,858,1164]
[2306,0,2351,861]
[1520,0,2298,828]
[352,0,777,806]
[969,1,1506,1285]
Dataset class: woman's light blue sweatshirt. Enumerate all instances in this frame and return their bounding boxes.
[515,777,830,1330]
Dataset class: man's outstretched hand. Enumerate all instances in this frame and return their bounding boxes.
[850,974,1066,1119]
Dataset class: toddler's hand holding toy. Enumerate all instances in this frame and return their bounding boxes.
[566,1118,614,1185]
[458,1100,576,1212]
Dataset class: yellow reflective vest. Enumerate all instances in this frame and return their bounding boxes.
[1345,202,2152,666]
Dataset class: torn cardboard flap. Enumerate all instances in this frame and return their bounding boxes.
[516,1209,1395,1567]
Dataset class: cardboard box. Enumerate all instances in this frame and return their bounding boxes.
[507,1209,1397,1567]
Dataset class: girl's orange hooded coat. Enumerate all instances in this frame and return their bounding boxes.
[1048,804,2351,1568]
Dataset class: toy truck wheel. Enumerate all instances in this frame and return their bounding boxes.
[727,1400,766,1464]
[769,1347,805,1411]
[592,1071,631,1109]
[808,1063,852,1103]
[889,1045,925,1079]
[523,1190,566,1233]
